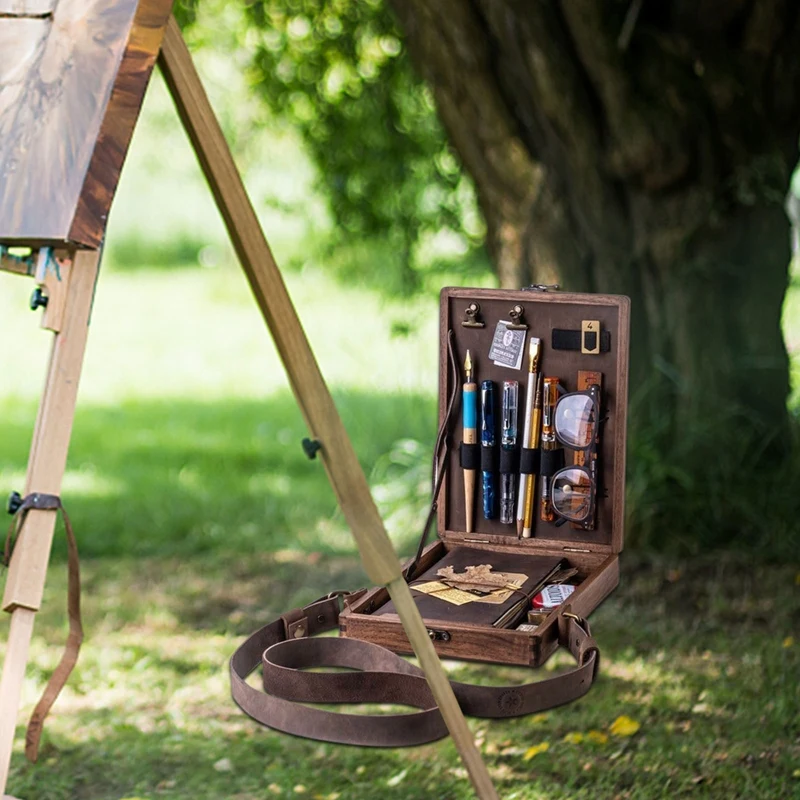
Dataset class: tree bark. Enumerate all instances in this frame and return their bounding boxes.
[390,0,799,449]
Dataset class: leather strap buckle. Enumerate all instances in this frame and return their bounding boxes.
[280,608,309,640]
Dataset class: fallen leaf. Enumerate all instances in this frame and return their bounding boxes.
[531,713,549,724]
[213,758,233,772]
[610,715,640,737]
[692,703,710,714]
[294,786,307,795]
[387,769,407,787]
[691,775,705,785]
[563,732,584,744]
[587,730,609,744]
[268,785,282,796]
[523,742,550,760]
[783,636,794,648]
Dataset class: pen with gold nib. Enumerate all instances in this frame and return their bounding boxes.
[462,350,478,533]
[539,377,560,523]
[516,338,541,537]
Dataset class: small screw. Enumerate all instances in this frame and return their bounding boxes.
[30,288,48,311]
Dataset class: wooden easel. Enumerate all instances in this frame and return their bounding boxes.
[0,13,497,800]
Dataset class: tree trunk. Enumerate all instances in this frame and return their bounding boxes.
[390,0,800,452]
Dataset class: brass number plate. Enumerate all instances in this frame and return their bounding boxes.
[581,320,601,354]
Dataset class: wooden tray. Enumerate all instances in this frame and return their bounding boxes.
[341,287,630,666]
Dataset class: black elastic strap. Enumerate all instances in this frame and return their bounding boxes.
[460,443,480,470]
[499,446,519,474]
[540,448,565,478]
[519,447,540,475]
[480,445,497,472]
[551,329,611,352]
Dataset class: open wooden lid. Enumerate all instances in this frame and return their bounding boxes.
[437,287,630,556]
[0,0,173,249]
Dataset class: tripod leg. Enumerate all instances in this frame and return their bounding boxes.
[158,18,498,799]
[0,250,100,797]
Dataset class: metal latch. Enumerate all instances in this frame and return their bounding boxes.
[427,628,451,642]
[523,284,561,293]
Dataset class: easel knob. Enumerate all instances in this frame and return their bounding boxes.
[29,288,48,311]
[6,492,22,516]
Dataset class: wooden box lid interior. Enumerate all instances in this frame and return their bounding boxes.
[437,288,630,557]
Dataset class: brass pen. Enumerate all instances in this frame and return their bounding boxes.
[516,338,541,537]
[521,374,542,538]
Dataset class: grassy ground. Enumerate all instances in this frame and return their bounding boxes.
[1,266,799,799]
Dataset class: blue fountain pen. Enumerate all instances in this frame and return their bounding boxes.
[480,380,496,519]
[500,380,519,524]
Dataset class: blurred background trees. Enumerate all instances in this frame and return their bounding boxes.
[168,0,800,552]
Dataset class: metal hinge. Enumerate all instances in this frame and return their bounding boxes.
[563,546,591,553]
[523,284,561,293]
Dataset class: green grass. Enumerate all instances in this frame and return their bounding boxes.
[3,553,798,799]
[1,266,799,798]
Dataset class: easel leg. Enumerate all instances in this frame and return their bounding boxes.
[157,18,497,799]
[0,250,100,797]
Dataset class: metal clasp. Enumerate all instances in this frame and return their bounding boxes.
[523,284,560,293]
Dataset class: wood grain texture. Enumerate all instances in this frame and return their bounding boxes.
[0,248,98,798]
[158,20,498,798]
[0,609,35,794]
[0,0,172,247]
[437,287,630,555]
[342,541,617,667]
[2,250,99,612]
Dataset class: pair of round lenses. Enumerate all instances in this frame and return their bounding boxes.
[552,391,598,522]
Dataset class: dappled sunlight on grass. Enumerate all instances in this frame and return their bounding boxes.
[2,553,797,798]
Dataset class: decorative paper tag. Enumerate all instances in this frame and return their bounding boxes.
[413,581,481,606]
[414,564,529,606]
[488,321,526,370]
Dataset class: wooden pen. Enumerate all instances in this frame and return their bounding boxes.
[462,351,478,533]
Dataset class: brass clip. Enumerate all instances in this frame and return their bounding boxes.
[506,304,528,330]
[461,302,484,328]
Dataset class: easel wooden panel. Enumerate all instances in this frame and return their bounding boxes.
[0,0,173,247]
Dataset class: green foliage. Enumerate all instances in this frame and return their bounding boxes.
[242,0,485,293]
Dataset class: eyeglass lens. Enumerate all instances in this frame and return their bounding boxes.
[554,393,595,450]
[552,467,593,521]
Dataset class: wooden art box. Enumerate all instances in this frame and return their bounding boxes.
[341,287,630,667]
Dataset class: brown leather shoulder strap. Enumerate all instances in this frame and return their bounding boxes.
[230,594,599,746]
[4,493,83,762]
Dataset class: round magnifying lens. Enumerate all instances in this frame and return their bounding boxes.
[552,467,593,521]
[554,394,595,449]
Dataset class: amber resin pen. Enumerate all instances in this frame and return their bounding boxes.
[539,377,560,523]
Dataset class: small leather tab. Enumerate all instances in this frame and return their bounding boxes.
[281,608,308,640]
